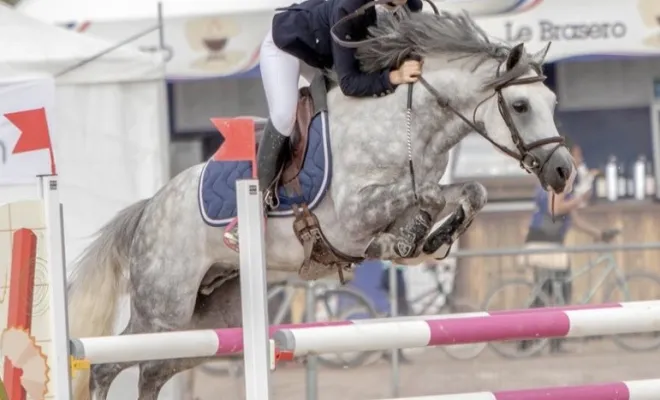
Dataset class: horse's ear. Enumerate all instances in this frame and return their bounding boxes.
[531,42,552,66]
[506,43,525,71]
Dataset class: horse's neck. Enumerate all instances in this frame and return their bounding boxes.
[418,61,494,156]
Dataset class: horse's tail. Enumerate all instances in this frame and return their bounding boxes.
[69,198,149,400]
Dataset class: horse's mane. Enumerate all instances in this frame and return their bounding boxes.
[353,9,541,90]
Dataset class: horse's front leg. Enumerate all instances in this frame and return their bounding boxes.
[359,182,447,260]
[422,181,488,256]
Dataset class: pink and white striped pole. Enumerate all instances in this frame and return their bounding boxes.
[70,300,660,364]
[381,378,660,400]
[273,301,660,356]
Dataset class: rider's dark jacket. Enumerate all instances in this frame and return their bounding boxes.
[271,0,424,97]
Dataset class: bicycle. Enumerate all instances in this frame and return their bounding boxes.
[482,228,660,358]
[199,275,378,376]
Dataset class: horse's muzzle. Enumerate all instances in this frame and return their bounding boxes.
[535,146,575,194]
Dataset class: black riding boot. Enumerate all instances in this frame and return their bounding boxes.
[224,121,289,250]
[256,120,289,202]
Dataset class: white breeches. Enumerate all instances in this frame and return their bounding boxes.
[260,28,317,137]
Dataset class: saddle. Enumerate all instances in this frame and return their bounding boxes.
[272,73,362,282]
[279,73,328,189]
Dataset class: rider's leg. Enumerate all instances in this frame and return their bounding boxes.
[224,28,300,249]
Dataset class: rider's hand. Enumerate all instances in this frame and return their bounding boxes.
[599,228,620,243]
[389,60,423,85]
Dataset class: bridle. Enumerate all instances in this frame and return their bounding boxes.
[417,68,564,175]
[329,0,565,179]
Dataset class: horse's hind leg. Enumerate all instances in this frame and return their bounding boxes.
[357,182,446,260]
[90,350,138,399]
[422,181,487,255]
[137,273,243,400]
[137,358,209,400]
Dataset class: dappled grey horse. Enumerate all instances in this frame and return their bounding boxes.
[68,10,575,400]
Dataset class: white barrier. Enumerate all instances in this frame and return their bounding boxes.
[236,179,272,400]
[273,302,660,356]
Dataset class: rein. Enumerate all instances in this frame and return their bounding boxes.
[329,0,565,181]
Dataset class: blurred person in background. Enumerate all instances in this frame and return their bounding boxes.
[225,0,425,248]
[521,136,608,354]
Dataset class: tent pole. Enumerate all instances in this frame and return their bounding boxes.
[54,25,160,78]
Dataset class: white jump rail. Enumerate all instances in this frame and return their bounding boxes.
[273,301,660,356]
[70,300,660,364]
[380,378,660,400]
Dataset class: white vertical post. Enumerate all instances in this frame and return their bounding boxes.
[38,175,73,399]
[236,179,271,400]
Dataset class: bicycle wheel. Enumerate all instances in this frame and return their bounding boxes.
[605,271,660,352]
[481,278,551,359]
[439,300,488,360]
[312,287,379,369]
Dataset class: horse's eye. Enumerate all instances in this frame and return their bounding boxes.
[512,100,529,114]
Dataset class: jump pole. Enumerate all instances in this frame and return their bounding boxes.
[69,300,660,363]
[379,378,660,400]
[274,301,660,356]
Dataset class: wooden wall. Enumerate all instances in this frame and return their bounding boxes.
[455,201,660,309]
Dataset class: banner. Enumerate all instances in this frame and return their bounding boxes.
[0,77,56,184]
[474,0,660,61]
[61,0,660,79]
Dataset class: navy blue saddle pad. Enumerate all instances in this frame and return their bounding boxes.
[198,112,332,227]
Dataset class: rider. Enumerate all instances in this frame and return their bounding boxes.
[224,0,425,249]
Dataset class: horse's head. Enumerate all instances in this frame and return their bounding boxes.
[478,43,574,194]
[354,10,574,193]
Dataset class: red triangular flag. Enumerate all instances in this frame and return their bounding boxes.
[210,118,256,178]
[4,107,56,174]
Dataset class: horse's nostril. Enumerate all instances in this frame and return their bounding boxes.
[556,166,568,181]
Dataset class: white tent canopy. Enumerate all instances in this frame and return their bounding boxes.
[17,0,296,22]
[0,3,168,264]
[0,3,162,83]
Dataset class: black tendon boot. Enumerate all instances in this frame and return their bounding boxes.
[223,121,289,250]
[395,210,432,258]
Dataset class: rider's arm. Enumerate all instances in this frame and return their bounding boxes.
[569,210,601,239]
[547,191,585,216]
[330,0,397,97]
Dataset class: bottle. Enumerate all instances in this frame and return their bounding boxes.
[575,162,594,207]
[595,164,607,199]
[605,155,618,201]
[646,160,656,198]
[633,155,646,200]
[617,160,627,199]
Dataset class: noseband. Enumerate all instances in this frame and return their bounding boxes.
[330,0,565,176]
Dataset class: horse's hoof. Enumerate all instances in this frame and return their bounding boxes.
[422,208,465,255]
[422,229,452,255]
